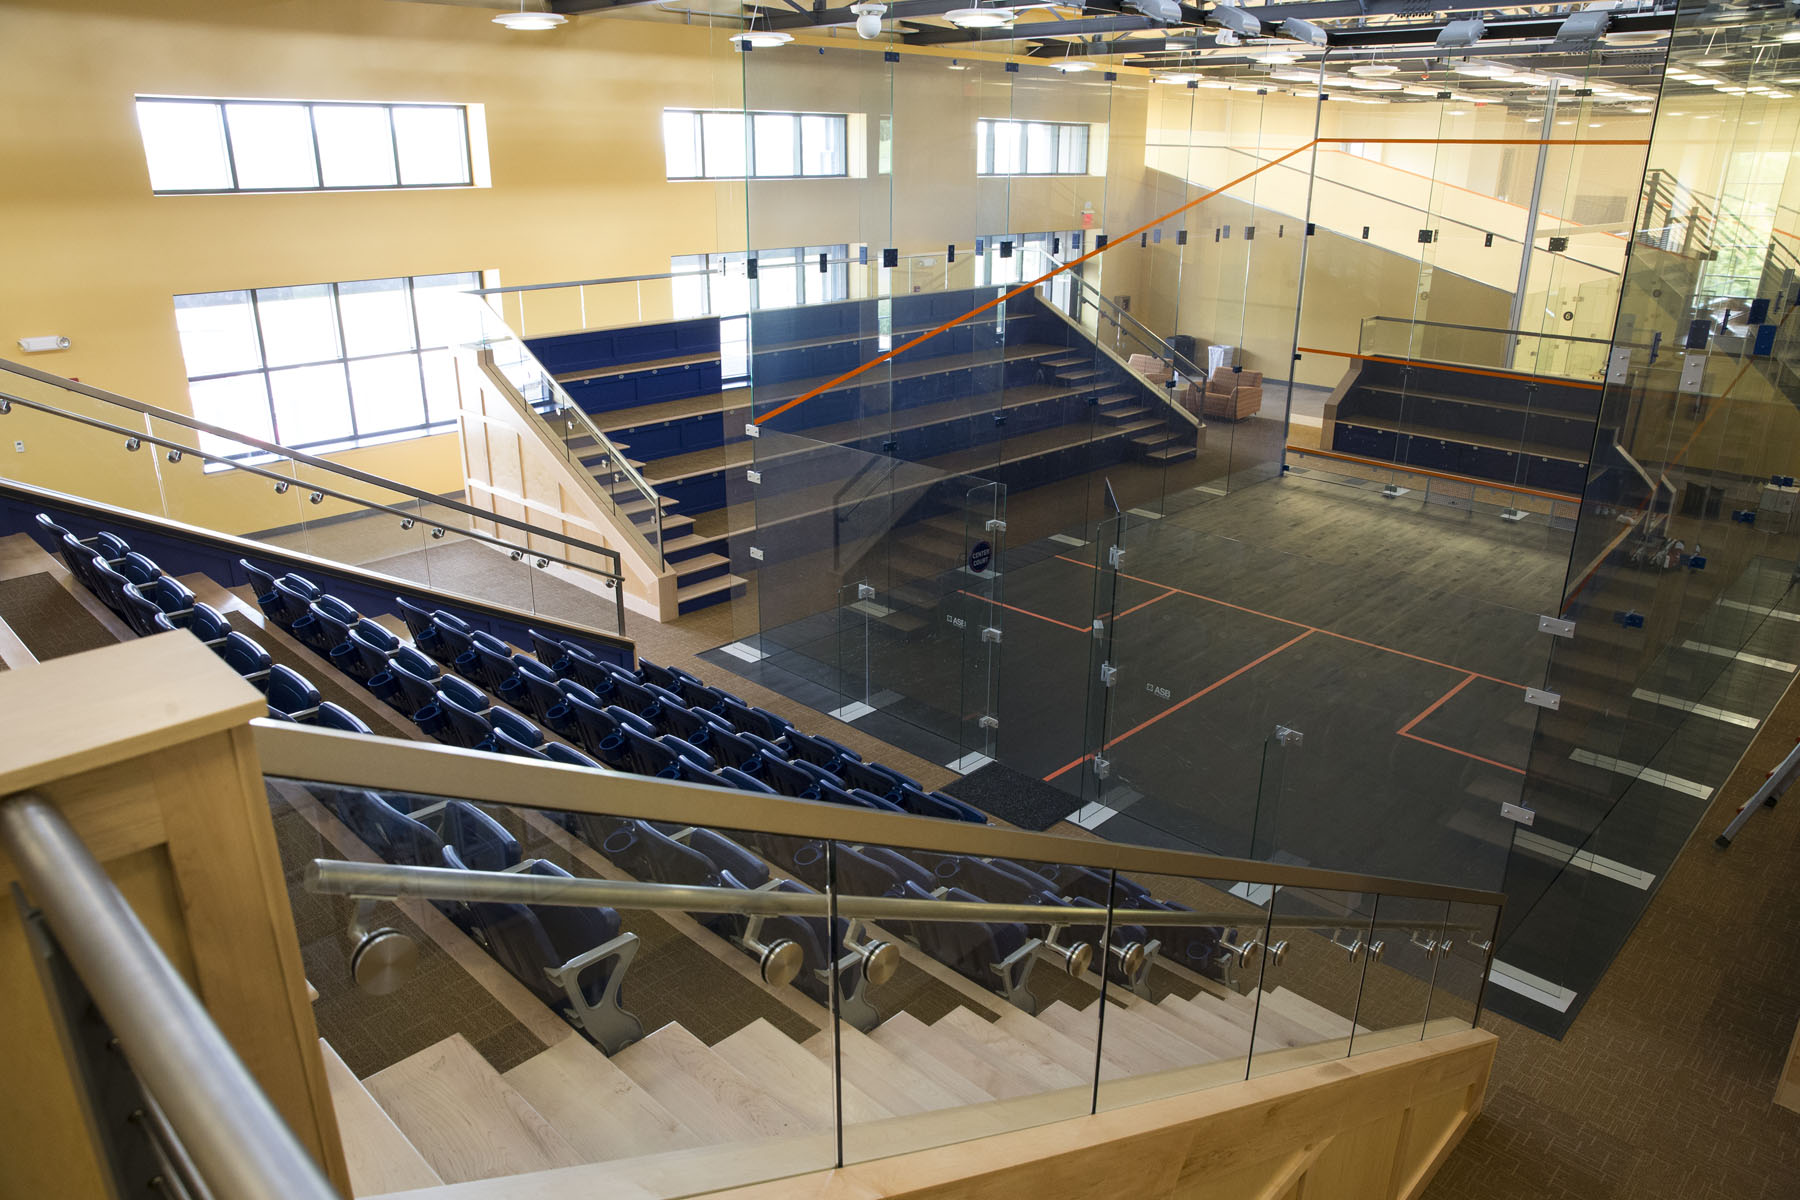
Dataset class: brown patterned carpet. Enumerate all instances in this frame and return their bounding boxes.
[1426,679,1800,1200]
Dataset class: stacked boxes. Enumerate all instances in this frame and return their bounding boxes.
[1203,366,1263,421]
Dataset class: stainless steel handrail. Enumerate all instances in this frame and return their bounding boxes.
[0,387,627,595]
[305,858,1496,936]
[0,356,624,579]
[254,722,1508,907]
[1060,268,1208,380]
[1361,314,1629,348]
[0,792,339,1200]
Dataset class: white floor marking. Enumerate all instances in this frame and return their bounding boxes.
[945,751,993,774]
[1680,640,1797,673]
[827,701,875,723]
[1568,749,1713,800]
[1049,533,1088,547]
[1487,960,1579,1013]
[1511,829,1657,890]
[720,641,766,662]
[1718,598,1800,622]
[1126,507,1164,520]
[1192,485,1228,497]
[1069,801,1119,830]
[848,599,895,618]
[1630,688,1760,729]
[1228,881,1279,906]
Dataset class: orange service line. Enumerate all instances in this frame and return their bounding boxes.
[1115,588,1179,619]
[958,590,1091,633]
[1285,444,1580,504]
[1043,629,1315,783]
[1052,553,1526,690]
[1297,346,1604,391]
[1398,672,1480,738]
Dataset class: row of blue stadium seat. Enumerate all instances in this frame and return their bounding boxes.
[41,512,1233,1021]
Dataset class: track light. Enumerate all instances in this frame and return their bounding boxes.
[1124,0,1182,21]
[1436,18,1485,49]
[851,2,886,39]
[166,449,182,463]
[1210,2,1263,39]
[1281,17,1329,47]
[124,437,141,452]
[309,491,323,505]
[1553,10,1610,50]
[274,480,289,494]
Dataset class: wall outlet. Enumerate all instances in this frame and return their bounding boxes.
[12,441,22,454]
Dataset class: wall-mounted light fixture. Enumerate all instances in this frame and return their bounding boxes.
[17,336,70,353]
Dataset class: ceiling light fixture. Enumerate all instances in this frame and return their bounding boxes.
[492,2,566,30]
[1282,16,1330,46]
[1250,51,1302,64]
[1155,72,1201,85]
[1270,69,1321,83]
[1695,57,1728,66]
[1437,18,1486,50]
[731,29,794,49]
[945,6,1015,28]
[1349,64,1399,76]
[1552,10,1610,50]
[1053,60,1095,72]
[1343,77,1402,91]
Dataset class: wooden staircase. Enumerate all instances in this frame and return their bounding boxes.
[320,982,1413,1198]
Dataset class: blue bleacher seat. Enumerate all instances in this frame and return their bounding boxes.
[462,631,515,693]
[541,680,598,742]
[660,735,715,772]
[482,707,544,754]
[502,655,564,722]
[217,631,271,683]
[115,582,173,637]
[675,759,728,787]
[187,603,231,645]
[315,702,372,734]
[377,657,440,719]
[265,665,321,720]
[324,788,445,867]
[892,785,988,824]
[622,727,681,778]
[138,575,195,621]
[113,551,162,587]
[541,742,603,770]
[719,766,775,793]
[440,850,641,1053]
[759,753,821,799]
[239,560,281,620]
[492,728,551,759]
[438,799,520,871]
[434,691,494,749]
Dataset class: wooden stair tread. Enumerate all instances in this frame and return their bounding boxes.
[714,1019,891,1126]
[1267,986,1359,1038]
[1167,992,1291,1051]
[502,1034,704,1162]
[1036,1001,1163,1078]
[363,1033,583,1184]
[319,1038,442,1196]
[800,1026,971,1115]
[1115,993,1240,1060]
[660,532,720,556]
[866,1011,1001,1103]
[1084,1000,1207,1073]
[671,552,730,575]
[995,1011,1099,1077]
[610,1023,813,1141]
[933,1007,1086,1095]
[676,574,746,603]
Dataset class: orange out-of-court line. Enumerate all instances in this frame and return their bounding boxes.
[957,590,1090,633]
[752,135,1637,428]
[1399,732,1527,776]
[1297,346,1603,391]
[1115,588,1178,619]
[1398,672,1479,738]
[1395,672,1524,773]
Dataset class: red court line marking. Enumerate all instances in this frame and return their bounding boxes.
[1399,733,1527,776]
[1397,673,1479,737]
[1044,630,1314,783]
[752,136,1643,428]
[1115,588,1178,619]
[958,590,1090,633]
[1052,554,1525,690]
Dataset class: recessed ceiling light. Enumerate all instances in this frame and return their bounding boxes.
[1349,63,1399,76]
[1250,51,1302,64]
[1524,116,1543,123]
[1588,121,1602,127]
[493,5,567,30]
[1556,118,1575,125]
[1629,106,1652,113]
[731,30,794,48]
[1448,109,1468,115]
[945,6,1014,28]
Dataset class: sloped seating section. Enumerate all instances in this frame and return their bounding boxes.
[1325,357,1601,497]
[525,288,1196,588]
[37,510,1234,1036]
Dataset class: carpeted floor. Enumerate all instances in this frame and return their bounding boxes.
[939,761,1086,831]
[1425,677,1800,1200]
[0,573,119,661]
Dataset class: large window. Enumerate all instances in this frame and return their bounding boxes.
[135,97,474,194]
[174,272,481,458]
[663,110,848,180]
[976,119,1090,177]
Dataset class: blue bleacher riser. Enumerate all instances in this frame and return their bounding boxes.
[0,486,633,670]
[528,318,721,377]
